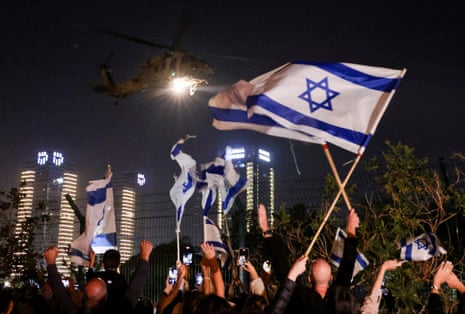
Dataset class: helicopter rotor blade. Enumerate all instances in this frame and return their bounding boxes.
[96,28,172,50]
[170,11,192,50]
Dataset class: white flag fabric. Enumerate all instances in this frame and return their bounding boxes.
[400,232,447,261]
[209,79,325,144]
[69,174,116,266]
[329,228,369,280]
[209,62,405,154]
[204,216,232,268]
[170,140,196,232]
[197,157,225,216]
[221,158,248,216]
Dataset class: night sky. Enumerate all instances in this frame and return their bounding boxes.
[1,1,464,195]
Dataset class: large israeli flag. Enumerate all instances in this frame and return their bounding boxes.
[210,62,406,154]
[69,174,116,266]
[170,139,196,231]
[209,79,325,144]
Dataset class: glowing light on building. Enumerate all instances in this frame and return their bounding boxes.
[225,147,246,160]
[52,151,64,166]
[119,189,136,262]
[37,152,48,165]
[137,173,146,186]
[258,149,271,162]
[57,172,78,275]
[16,171,35,235]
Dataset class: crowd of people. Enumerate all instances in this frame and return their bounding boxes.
[1,204,465,313]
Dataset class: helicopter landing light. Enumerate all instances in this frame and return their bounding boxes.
[171,77,204,96]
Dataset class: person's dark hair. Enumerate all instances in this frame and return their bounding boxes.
[133,297,153,314]
[183,290,204,314]
[103,249,121,270]
[192,294,234,314]
[239,293,267,314]
[325,286,358,314]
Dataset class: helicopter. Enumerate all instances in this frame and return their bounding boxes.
[92,25,214,100]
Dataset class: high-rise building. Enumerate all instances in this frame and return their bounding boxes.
[223,146,275,232]
[110,172,147,263]
[16,151,78,275]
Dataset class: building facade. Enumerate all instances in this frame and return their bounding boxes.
[16,151,78,275]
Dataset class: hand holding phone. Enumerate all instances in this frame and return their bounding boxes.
[238,247,249,266]
[168,267,178,285]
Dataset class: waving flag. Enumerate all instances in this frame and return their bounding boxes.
[329,228,369,280]
[170,137,197,231]
[197,157,225,216]
[221,158,248,216]
[204,216,232,268]
[209,62,406,154]
[209,79,324,144]
[69,170,116,266]
[400,232,447,261]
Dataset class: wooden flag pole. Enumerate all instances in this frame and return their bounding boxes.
[176,227,181,262]
[304,152,362,257]
[322,144,352,210]
[203,215,207,244]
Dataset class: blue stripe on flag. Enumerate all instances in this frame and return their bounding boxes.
[87,182,111,206]
[171,143,182,157]
[356,254,369,269]
[222,177,248,212]
[69,248,90,261]
[247,94,371,147]
[428,232,437,256]
[330,253,342,264]
[203,189,214,216]
[92,232,117,247]
[294,61,402,92]
[405,244,412,261]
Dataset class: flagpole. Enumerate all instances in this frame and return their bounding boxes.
[322,144,352,210]
[203,215,207,243]
[176,224,181,262]
[304,153,362,257]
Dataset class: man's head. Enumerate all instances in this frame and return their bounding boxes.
[83,278,108,310]
[309,258,332,286]
[103,249,120,270]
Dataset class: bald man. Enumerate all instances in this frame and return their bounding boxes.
[258,204,360,314]
[82,278,108,311]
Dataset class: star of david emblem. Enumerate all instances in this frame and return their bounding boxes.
[298,77,339,113]
[414,238,429,250]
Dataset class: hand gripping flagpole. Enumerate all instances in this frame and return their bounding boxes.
[304,152,362,257]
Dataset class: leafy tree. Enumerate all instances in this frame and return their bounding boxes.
[271,142,465,313]
[0,187,41,287]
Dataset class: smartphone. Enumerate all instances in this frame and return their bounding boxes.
[238,247,249,266]
[61,279,70,288]
[262,260,272,273]
[195,273,203,286]
[182,245,193,266]
[168,267,178,285]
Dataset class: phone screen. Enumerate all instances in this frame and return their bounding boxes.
[195,273,203,286]
[238,247,249,266]
[168,267,178,284]
[182,245,193,265]
[262,260,272,273]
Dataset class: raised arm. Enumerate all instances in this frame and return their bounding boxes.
[201,242,225,298]
[361,259,404,313]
